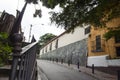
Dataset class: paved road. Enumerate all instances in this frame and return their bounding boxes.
[37,60,97,80]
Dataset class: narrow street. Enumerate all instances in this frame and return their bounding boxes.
[37,60,97,80]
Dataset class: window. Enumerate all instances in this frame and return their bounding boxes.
[55,39,58,49]
[96,35,101,51]
[50,43,52,51]
[45,47,47,52]
[116,47,120,56]
[42,49,44,53]
[91,36,104,52]
[115,36,120,43]
[85,26,91,34]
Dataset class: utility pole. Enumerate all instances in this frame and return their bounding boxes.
[28,23,44,42]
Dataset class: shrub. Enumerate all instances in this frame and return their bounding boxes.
[0,32,12,66]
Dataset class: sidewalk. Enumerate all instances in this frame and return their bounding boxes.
[51,61,117,80]
[0,76,8,80]
[0,65,10,80]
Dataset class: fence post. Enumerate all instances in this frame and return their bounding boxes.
[77,61,80,69]
[92,64,94,74]
[68,60,70,66]
[52,58,54,62]
[9,33,23,80]
[61,59,63,64]
[56,58,58,63]
[118,70,120,80]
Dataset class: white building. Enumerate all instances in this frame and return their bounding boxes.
[40,26,90,66]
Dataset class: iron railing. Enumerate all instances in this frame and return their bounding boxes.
[9,35,38,80]
[7,1,38,80]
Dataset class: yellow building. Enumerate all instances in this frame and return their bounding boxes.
[88,18,120,67]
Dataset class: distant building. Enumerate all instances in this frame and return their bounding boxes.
[0,10,25,42]
[40,26,90,66]
[0,11,15,34]
[88,18,120,67]
[40,18,120,67]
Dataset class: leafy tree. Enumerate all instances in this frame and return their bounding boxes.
[40,0,120,32]
[0,33,12,66]
[24,0,42,18]
[104,27,120,40]
[38,33,56,47]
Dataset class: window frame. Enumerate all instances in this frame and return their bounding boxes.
[96,35,102,51]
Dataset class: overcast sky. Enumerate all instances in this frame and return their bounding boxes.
[0,0,65,42]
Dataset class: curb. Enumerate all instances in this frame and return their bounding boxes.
[48,61,116,80]
[37,66,49,80]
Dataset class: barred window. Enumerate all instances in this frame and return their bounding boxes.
[116,47,120,56]
[55,39,58,49]
[96,35,101,51]
[50,43,52,50]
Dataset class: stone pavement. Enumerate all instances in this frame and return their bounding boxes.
[50,61,117,80]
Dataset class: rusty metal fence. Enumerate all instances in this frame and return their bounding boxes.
[9,35,38,80]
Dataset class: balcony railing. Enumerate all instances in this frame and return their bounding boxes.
[91,39,105,52]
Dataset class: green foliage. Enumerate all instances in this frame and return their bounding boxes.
[24,0,42,18]
[38,33,56,47]
[40,0,67,9]
[40,0,120,32]
[104,28,120,41]
[0,32,12,66]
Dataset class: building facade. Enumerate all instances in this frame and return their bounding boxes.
[88,18,120,67]
[0,11,25,41]
[40,27,90,66]
[0,11,15,34]
[40,18,120,67]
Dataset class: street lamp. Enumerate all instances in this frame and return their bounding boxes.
[28,23,44,42]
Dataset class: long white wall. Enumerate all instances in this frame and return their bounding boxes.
[40,26,89,55]
[88,55,120,67]
[58,27,88,48]
[87,55,109,67]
